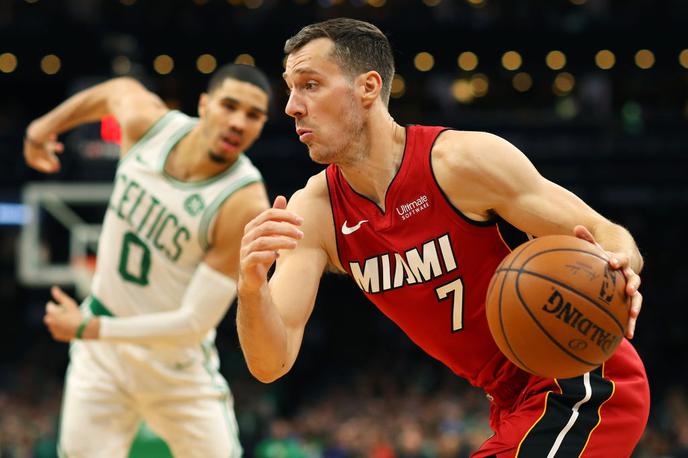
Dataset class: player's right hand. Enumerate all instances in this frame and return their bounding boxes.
[574,225,643,339]
[23,132,64,174]
[239,195,304,292]
[44,286,84,341]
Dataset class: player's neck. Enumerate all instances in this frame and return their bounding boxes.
[339,113,405,211]
[166,127,235,182]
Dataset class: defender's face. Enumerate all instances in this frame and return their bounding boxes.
[283,38,364,165]
[199,78,268,162]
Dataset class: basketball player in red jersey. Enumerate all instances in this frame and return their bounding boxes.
[237,18,649,457]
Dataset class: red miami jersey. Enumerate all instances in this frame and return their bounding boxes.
[326,125,650,457]
[326,125,530,399]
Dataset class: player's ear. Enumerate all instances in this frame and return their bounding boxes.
[358,71,382,108]
[198,93,209,118]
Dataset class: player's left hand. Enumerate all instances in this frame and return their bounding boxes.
[23,132,64,174]
[44,286,83,342]
[573,225,642,339]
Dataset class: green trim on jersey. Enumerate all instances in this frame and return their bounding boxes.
[199,341,240,457]
[156,120,198,180]
[198,168,263,250]
[87,295,115,317]
[221,399,242,458]
[119,110,178,167]
[200,341,229,394]
[161,142,249,190]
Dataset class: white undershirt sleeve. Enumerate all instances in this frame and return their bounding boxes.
[98,262,236,345]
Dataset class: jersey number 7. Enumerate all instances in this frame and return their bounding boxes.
[435,278,464,332]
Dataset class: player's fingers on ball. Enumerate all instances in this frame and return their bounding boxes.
[576,226,605,251]
[630,291,642,318]
[573,225,595,244]
[609,252,629,269]
[626,317,637,339]
[623,266,641,293]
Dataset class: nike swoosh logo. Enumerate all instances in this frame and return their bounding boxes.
[341,219,368,235]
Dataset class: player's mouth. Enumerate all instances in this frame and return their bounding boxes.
[296,128,313,142]
[220,134,241,152]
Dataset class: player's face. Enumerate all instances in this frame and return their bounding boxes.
[283,38,365,165]
[199,78,268,163]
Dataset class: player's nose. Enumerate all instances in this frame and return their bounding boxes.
[227,112,247,133]
[285,92,305,119]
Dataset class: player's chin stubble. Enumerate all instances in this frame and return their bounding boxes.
[208,150,230,164]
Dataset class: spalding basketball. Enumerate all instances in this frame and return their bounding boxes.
[485,235,629,379]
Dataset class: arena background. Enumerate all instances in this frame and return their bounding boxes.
[1,0,687,456]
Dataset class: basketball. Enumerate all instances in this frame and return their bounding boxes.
[485,235,630,379]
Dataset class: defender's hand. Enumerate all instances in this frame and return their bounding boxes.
[44,286,83,342]
[574,225,642,339]
[23,132,64,174]
[239,196,304,292]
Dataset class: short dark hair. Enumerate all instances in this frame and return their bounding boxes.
[284,18,395,106]
[207,63,272,100]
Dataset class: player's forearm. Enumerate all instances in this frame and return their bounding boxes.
[97,306,227,345]
[591,221,644,273]
[27,77,137,141]
[94,263,236,345]
[236,285,292,383]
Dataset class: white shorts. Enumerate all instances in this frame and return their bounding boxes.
[57,338,241,458]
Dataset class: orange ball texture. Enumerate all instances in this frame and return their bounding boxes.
[485,235,630,379]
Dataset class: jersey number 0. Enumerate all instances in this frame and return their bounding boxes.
[118,232,152,286]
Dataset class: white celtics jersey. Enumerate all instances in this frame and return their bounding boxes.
[91,110,262,318]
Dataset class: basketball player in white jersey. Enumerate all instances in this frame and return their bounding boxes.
[23,64,272,458]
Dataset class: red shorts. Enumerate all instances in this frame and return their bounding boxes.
[473,340,650,458]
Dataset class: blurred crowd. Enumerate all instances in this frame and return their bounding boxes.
[0,363,61,458]
[2,357,688,458]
